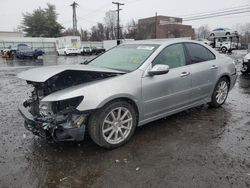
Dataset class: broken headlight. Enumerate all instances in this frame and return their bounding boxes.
[53,96,84,114]
[39,102,52,116]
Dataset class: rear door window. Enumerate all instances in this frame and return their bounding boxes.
[184,43,215,64]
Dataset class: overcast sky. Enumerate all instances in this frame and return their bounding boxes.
[0,0,249,32]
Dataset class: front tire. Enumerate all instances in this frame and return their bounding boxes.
[221,47,227,53]
[209,77,229,108]
[88,101,137,149]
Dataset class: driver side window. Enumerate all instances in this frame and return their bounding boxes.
[153,43,186,69]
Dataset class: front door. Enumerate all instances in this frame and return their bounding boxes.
[142,43,192,119]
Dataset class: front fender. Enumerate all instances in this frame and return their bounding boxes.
[42,70,143,113]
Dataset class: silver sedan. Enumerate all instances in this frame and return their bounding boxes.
[18,39,237,148]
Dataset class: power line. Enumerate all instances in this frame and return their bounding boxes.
[124,0,144,5]
[179,4,250,17]
[183,9,250,21]
[183,7,250,20]
[80,3,112,18]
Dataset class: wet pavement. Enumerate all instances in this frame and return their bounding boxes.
[0,52,250,188]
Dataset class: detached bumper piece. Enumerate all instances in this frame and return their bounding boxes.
[18,101,86,142]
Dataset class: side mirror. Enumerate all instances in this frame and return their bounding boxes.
[148,64,170,76]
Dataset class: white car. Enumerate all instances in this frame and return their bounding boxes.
[241,52,250,74]
[210,28,238,37]
[57,47,81,56]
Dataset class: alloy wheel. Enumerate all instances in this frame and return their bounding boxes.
[215,81,228,104]
[102,107,133,145]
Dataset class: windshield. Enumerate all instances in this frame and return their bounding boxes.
[89,44,159,72]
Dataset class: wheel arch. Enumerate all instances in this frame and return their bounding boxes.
[96,96,140,124]
[217,74,231,87]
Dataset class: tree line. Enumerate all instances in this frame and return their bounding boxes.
[21,4,138,41]
[20,3,250,44]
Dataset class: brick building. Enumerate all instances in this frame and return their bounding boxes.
[137,15,194,39]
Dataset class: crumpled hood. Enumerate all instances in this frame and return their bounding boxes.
[18,64,125,82]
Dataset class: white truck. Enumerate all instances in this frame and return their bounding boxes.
[209,33,239,54]
[214,37,238,53]
[56,36,81,56]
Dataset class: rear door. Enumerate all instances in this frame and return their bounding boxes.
[142,43,192,119]
[184,42,218,102]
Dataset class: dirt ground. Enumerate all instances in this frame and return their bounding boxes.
[0,53,250,188]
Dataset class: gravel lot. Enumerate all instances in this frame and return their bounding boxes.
[0,52,250,188]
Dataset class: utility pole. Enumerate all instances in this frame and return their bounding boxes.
[155,12,157,39]
[112,1,124,45]
[70,1,78,36]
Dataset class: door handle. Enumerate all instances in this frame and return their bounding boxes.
[180,72,190,77]
[211,65,218,69]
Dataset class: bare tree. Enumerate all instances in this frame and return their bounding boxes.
[89,23,105,41]
[80,28,89,41]
[97,23,105,40]
[124,19,138,39]
[234,23,250,44]
[195,25,210,39]
[104,10,117,40]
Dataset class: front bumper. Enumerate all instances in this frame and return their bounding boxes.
[18,101,86,142]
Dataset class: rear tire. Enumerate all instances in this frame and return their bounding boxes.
[88,101,137,149]
[209,77,229,108]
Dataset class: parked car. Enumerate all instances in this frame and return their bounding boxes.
[91,46,106,55]
[16,44,44,59]
[57,47,81,56]
[241,52,250,74]
[18,39,237,149]
[210,28,238,37]
[80,47,93,55]
[0,48,16,58]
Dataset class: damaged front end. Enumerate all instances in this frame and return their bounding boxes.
[19,94,87,142]
[18,67,123,142]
